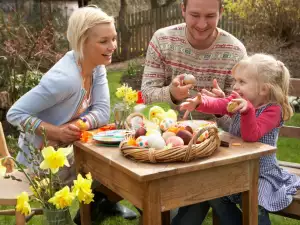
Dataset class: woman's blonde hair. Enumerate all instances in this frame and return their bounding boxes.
[232,53,293,121]
[67,6,114,60]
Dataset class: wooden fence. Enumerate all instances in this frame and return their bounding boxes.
[113,4,244,62]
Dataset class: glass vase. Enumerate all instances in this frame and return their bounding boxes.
[43,207,74,225]
[113,102,131,129]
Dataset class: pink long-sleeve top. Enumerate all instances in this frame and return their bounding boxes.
[196,95,282,142]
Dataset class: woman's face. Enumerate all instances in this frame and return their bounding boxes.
[83,22,117,66]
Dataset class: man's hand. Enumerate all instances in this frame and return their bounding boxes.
[170,74,193,102]
[180,93,202,119]
[201,79,225,98]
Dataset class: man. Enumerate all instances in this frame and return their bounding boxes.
[141,0,247,224]
[141,0,246,126]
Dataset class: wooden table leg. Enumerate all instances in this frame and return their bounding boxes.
[74,145,91,225]
[15,210,26,225]
[143,181,162,225]
[242,159,259,225]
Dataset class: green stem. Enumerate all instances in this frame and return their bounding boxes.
[49,170,53,198]
[3,156,47,208]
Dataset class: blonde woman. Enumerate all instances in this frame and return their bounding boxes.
[6,6,137,224]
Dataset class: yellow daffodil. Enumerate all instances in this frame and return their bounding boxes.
[16,192,31,216]
[72,173,94,204]
[40,146,72,174]
[48,186,75,209]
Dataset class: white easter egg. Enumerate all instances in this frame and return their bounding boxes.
[130,116,144,131]
[160,118,176,131]
[136,136,149,148]
[147,135,166,150]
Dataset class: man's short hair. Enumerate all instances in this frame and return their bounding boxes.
[182,0,223,10]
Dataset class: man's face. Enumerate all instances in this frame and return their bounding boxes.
[182,0,222,49]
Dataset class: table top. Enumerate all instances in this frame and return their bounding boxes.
[74,131,276,182]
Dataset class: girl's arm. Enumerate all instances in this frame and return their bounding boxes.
[240,103,282,142]
[196,95,235,115]
[80,66,110,129]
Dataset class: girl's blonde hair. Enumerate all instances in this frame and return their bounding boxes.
[67,6,114,60]
[232,53,293,121]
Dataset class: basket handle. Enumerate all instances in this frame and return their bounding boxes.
[184,125,219,162]
[125,112,145,130]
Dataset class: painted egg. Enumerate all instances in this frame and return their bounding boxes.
[130,116,144,131]
[162,131,176,142]
[135,127,147,139]
[160,118,176,131]
[147,135,166,150]
[196,130,209,143]
[183,74,196,85]
[166,136,184,147]
[176,130,193,145]
[136,136,149,148]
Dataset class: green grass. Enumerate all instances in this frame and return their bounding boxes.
[1,70,300,224]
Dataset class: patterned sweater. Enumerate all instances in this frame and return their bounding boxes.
[141,23,247,120]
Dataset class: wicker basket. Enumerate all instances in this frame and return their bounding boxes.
[120,113,220,163]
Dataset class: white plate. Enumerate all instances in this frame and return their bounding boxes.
[93,129,127,144]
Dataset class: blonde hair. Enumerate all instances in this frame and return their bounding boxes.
[67,6,114,60]
[232,53,293,121]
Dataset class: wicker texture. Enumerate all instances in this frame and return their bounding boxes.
[120,113,220,163]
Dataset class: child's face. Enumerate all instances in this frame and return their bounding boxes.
[232,67,265,106]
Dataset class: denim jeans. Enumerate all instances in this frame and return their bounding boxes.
[171,197,271,225]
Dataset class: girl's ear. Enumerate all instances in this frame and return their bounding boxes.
[260,83,270,96]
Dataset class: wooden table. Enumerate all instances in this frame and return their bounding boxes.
[74,131,276,225]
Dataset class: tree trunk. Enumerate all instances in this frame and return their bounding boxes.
[150,0,159,8]
[119,0,132,60]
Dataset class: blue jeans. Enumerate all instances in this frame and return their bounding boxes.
[171,197,271,225]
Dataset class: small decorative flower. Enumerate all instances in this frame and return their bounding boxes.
[40,146,72,174]
[16,192,31,216]
[48,186,75,209]
[115,84,138,107]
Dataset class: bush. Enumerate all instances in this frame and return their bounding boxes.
[120,59,144,90]
[224,0,300,41]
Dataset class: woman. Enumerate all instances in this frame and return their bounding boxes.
[6,6,136,224]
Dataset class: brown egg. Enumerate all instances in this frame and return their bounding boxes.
[184,125,193,134]
[135,127,147,139]
[183,74,196,86]
[176,130,193,145]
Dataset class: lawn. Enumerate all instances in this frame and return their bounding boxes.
[1,70,300,225]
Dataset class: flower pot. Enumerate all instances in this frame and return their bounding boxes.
[43,207,74,225]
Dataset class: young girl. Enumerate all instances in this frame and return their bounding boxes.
[180,53,300,224]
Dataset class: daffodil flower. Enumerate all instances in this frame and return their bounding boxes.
[16,192,31,216]
[40,146,72,174]
[72,173,94,204]
[48,186,75,209]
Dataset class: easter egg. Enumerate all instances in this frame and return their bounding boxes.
[147,135,166,150]
[162,131,176,142]
[160,118,176,131]
[195,130,209,143]
[166,136,184,147]
[227,101,239,113]
[176,130,193,145]
[183,74,196,86]
[135,127,147,139]
[185,125,194,134]
[130,116,144,131]
[136,136,149,148]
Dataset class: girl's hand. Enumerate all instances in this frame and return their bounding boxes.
[180,93,202,119]
[58,123,81,144]
[230,91,248,113]
[2,157,14,173]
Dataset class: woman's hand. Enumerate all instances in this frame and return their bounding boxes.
[201,79,225,98]
[180,93,202,119]
[2,157,14,173]
[170,74,193,102]
[58,123,81,144]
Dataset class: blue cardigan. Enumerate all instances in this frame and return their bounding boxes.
[6,51,110,166]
